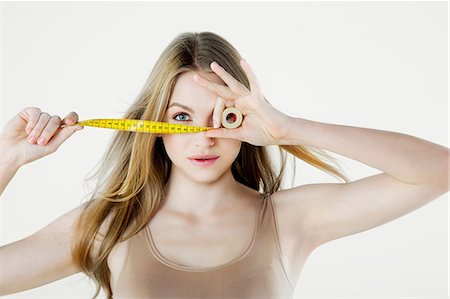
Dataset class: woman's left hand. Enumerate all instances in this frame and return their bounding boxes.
[193,59,291,146]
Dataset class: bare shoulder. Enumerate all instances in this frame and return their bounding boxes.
[266,183,345,282]
[271,183,343,218]
[270,183,344,247]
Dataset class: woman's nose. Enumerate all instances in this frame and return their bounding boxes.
[193,132,215,148]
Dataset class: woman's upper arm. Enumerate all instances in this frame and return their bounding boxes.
[275,173,447,248]
[0,204,85,295]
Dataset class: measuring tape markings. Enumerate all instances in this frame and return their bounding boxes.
[76,107,243,134]
[76,119,209,134]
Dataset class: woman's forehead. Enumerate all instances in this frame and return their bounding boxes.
[194,70,225,85]
[168,71,225,107]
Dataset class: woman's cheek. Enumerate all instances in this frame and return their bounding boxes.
[227,140,242,161]
[162,135,191,158]
[161,135,179,161]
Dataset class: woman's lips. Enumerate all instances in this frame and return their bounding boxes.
[187,155,220,167]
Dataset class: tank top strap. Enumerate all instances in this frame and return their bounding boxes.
[257,192,275,231]
[255,192,295,290]
[253,192,274,243]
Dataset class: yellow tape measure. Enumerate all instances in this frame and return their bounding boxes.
[76,119,210,134]
[76,107,242,134]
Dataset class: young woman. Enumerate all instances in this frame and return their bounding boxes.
[1,31,448,298]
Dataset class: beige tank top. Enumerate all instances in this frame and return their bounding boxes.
[112,194,295,298]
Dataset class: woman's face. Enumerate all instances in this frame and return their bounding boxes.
[161,71,242,183]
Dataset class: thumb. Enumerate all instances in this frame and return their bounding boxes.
[205,127,241,140]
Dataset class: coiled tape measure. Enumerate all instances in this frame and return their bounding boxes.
[76,107,242,134]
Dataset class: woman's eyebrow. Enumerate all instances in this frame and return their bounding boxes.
[167,102,194,113]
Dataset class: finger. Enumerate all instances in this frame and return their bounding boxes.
[205,127,242,140]
[210,61,249,96]
[240,59,262,95]
[45,125,82,152]
[193,73,235,100]
[28,112,51,144]
[19,107,42,135]
[35,115,62,146]
[61,111,80,126]
[212,97,226,128]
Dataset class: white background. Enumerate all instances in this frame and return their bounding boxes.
[1,1,448,298]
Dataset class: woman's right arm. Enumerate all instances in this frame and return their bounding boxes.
[0,107,84,295]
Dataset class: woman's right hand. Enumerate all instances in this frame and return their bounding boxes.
[1,107,84,168]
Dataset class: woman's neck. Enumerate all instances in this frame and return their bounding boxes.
[162,169,250,216]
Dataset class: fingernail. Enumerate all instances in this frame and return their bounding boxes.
[37,137,45,145]
[214,121,220,129]
[28,135,35,143]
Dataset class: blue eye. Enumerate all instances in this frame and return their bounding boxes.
[173,112,191,122]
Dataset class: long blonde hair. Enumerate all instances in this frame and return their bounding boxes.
[71,31,349,299]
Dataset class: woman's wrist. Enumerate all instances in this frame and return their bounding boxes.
[0,147,21,196]
[277,116,308,146]
[1,140,22,171]
[1,152,21,172]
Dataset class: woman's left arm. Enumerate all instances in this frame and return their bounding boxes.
[278,116,449,245]
[194,59,450,246]
[285,117,449,187]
